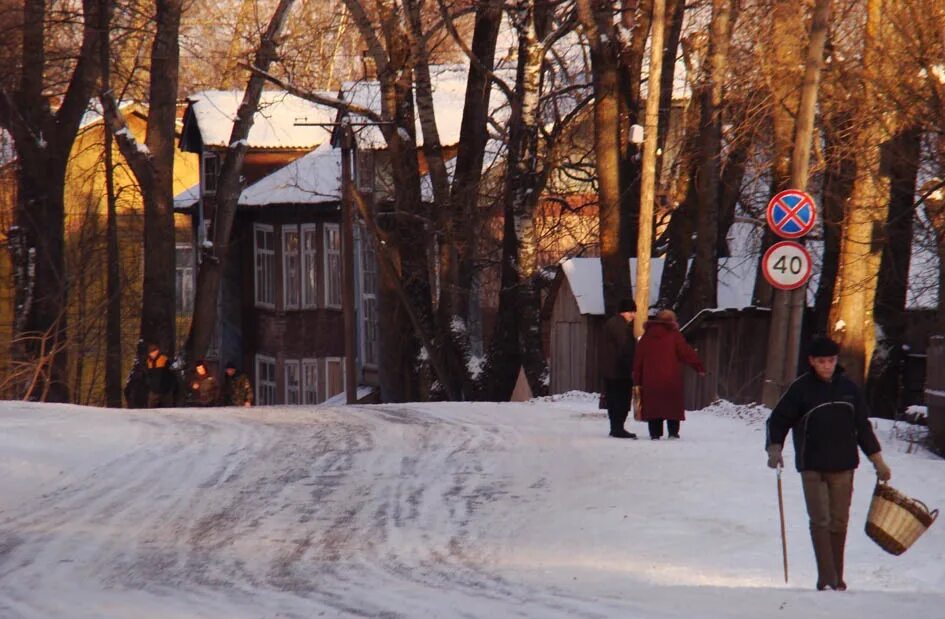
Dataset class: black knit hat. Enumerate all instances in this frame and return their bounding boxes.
[807,336,839,357]
[617,299,637,313]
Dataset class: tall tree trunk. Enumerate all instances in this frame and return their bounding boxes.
[866,127,920,418]
[812,110,856,335]
[0,0,102,402]
[405,0,466,400]
[482,0,549,398]
[828,0,889,384]
[99,0,122,407]
[751,0,805,307]
[618,0,652,259]
[448,0,502,393]
[141,0,183,358]
[679,0,735,322]
[578,0,629,315]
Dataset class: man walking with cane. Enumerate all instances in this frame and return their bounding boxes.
[765,335,892,591]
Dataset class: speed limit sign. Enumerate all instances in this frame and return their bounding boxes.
[762,241,812,290]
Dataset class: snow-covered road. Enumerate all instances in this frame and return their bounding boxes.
[1,397,943,618]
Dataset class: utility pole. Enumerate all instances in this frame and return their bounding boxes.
[340,122,358,404]
[295,118,392,405]
[635,0,666,336]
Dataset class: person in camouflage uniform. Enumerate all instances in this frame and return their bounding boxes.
[222,362,253,407]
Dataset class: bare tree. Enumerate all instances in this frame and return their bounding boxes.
[0,0,103,401]
[185,0,298,365]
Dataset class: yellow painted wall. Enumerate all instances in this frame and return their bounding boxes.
[1,105,199,403]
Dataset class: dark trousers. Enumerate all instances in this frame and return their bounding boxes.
[605,379,632,435]
[648,419,680,439]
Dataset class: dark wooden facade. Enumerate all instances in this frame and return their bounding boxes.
[924,336,945,454]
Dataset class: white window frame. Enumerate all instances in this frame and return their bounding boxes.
[324,223,342,308]
[325,356,346,400]
[302,358,319,404]
[282,225,301,310]
[202,151,219,196]
[301,223,318,309]
[254,223,275,308]
[255,354,277,405]
[175,243,195,315]
[285,359,301,405]
[359,226,378,367]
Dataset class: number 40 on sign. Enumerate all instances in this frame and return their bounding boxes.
[762,241,812,291]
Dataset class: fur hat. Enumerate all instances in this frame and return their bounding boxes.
[807,336,839,357]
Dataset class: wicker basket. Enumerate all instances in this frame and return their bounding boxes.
[865,482,938,556]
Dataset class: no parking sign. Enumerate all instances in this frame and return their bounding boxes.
[767,190,816,239]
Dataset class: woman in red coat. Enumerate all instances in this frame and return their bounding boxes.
[632,309,705,440]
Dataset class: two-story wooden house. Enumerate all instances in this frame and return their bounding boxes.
[177,90,379,405]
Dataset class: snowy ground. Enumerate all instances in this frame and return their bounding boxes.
[1,395,943,618]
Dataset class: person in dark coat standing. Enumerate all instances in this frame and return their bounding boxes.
[145,343,177,408]
[765,335,891,591]
[632,309,704,440]
[597,299,638,439]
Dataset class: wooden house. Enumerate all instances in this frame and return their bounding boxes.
[1,104,199,404]
[177,91,380,405]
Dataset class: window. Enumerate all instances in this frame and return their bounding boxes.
[255,355,276,405]
[254,224,275,308]
[283,226,300,309]
[302,359,318,404]
[325,357,345,401]
[202,152,220,196]
[356,149,374,192]
[175,244,195,314]
[360,226,378,366]
[324,223,342,308]
[285,359,300,404]
[301,224,318,308]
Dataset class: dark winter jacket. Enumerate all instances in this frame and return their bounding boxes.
[765,370,881,472]
[632,320,704,421]
[187,371,220,407]
[146,353,175,395]
[598,314,636,382]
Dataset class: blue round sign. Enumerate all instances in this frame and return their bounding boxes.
[766,190,816,239]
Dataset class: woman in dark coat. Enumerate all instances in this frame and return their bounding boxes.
[632,309,705,439]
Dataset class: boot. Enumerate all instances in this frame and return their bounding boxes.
[811,526,838,591]
[830,530,847,591]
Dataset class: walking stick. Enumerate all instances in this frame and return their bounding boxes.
[777,466,789,583]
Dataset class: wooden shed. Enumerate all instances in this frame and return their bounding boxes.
[679,307,774,410]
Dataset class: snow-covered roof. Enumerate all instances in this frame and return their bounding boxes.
[560,257,757,316]
[239,142,341,207]
[173,182,200,211]
[342,64,512,150]
[184,90,336,150]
